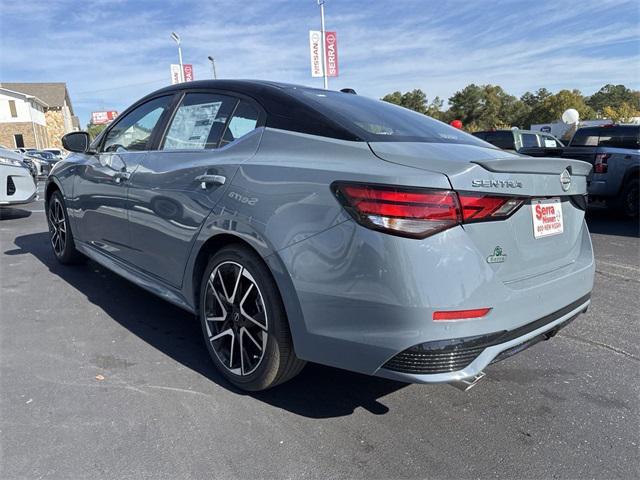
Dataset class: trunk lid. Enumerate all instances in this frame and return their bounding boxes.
[369,142,592,283]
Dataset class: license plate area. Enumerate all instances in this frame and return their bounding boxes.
[531,197,563,239]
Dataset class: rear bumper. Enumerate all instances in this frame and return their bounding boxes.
[275,216,595,381]
[376,294,589,384]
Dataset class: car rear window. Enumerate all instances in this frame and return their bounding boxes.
[292,88,491,146]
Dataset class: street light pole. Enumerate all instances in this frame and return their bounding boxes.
[207,56,217,79]
[171,32,184,83]
[317,0,328,90]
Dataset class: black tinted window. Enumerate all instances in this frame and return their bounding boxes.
[163,93,237,150]
[293,88,489,146]
[220,100,260,147]
[103,96,172,152]
[597,126,640,149]
[521,133,539,148]
[484,131,514,149]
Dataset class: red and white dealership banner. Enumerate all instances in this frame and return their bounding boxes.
[324,31,338,77]
[170,64,195,84]
[183,64,194,82]
[309,30,324,77]
[309,30,339,77]
[91,111,118,125]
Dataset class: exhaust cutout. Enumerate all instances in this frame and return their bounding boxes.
[448,371,486,392]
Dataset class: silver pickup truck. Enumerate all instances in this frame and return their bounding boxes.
[519,125,639,218]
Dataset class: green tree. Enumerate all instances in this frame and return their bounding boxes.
[87,123,107,139]
[531,89,595,124]
[382,89,428,114]
[381,89,445,120]
[448,84,522,130]
[587,84,640,115]
[602,102,640,123]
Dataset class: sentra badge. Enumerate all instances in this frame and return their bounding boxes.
[472,179,523,189]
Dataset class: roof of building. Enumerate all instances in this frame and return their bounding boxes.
[0,82,74,113]
[0,86,49,108]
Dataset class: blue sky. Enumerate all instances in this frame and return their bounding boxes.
[1,0,639,126]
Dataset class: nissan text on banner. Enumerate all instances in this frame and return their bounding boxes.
[309,30,324,77]
[324,31,338,77]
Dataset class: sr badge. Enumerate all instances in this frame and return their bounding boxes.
[487,246,506,264]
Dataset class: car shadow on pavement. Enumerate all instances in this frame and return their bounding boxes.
[585,208,639,237]
[0,208,32,220]
[10,232,408,419]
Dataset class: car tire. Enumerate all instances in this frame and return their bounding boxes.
[609,178,639,218]
[199,244,305,391]
[47,190,84,264]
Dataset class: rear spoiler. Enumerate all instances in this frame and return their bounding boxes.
[474,158,592,176]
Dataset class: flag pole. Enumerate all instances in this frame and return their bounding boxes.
[318,0,328,89]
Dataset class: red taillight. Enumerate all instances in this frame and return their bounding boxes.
[333,182,523,239]
[594,153,610,174]
[458,193,524,222]
[336,184,460,238]
[433,308,492,321]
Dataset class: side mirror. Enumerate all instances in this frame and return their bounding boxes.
[62,131,91,153]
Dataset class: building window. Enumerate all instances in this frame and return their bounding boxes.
[14,134,24,148]
[9,100,18,118]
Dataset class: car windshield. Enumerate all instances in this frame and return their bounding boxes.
[292,88,491,146]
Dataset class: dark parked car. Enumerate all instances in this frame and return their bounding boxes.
[473,129,564,153]
[520,125,639,217]
[46,80,594,391]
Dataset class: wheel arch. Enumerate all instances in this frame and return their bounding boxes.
[44,176,64,207]
[187,231,306,355]
[620,166,640,192]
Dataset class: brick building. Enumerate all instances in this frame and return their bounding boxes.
[0,87,49,149]
[0,82,79,149]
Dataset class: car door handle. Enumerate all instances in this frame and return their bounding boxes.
[195,174,226,189]
[114,171,131,183]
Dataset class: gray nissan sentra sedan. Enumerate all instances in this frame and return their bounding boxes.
[47,80,594,391]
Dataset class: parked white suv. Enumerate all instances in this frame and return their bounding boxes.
[0,148,37,206]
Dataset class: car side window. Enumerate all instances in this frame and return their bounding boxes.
[541,135,560,148]
[102,96,172,152]
[220,100,260,147]
[162,93,237,150]
[521,133,539,148]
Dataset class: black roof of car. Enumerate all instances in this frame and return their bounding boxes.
[138,80,362,141]
[576,125,639,132]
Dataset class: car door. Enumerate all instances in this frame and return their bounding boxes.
[126,91,264,287]
[74,95,175,263]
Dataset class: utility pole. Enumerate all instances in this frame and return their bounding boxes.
[171,32,184,82]
[207,56,218,79]
[317,0,328,89]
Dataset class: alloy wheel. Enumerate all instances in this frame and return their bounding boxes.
[204,261,268,376]
[48,197,67,256]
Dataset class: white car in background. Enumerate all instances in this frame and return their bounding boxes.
[0,148,37,206]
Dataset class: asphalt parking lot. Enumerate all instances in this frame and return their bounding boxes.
[1,182,639,480]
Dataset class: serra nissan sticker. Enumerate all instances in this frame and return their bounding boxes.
[532,197,563,239]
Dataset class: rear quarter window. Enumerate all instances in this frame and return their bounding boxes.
[597,127,640,149]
